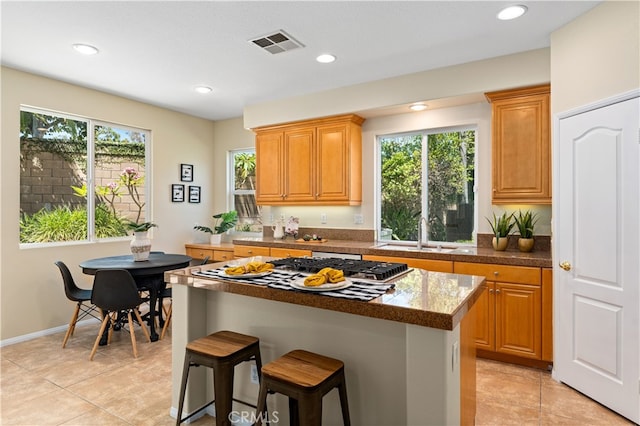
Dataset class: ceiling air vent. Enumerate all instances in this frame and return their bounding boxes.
[250,30,304,54]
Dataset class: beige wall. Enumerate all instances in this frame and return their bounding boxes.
[550,0,640,114]
[1,67,217,340]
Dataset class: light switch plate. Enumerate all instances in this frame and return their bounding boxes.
[354,214,363,224]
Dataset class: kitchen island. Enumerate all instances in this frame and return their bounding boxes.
[166,257,484,425]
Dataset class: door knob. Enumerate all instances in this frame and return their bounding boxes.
[559,261,572,271]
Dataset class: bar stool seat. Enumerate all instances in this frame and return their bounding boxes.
[255,349,350,426]
[176,330,263,426]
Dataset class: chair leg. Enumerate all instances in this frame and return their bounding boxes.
[254,380,269,426]
[160,303,172,340]
[132,308,152,343]
[176,354,192,425]
[127,311,138,358]
[62,303,81,348]
[338,376,351,426]
[89,314,112,360]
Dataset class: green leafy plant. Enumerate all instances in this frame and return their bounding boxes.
[125,220,157,233]
[514,210,538,239]
[20,205,127,243]
[486,212,515,243]
[194,210,238,234]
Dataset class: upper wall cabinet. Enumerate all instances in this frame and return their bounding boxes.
[485,84,551,204]
[253,114,365,205]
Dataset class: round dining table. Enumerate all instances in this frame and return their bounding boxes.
[80,252,191,341]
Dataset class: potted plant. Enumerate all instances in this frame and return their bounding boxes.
[486,212,514,251]
[514,210,538,252]
[194,210,238,245]
[125,221,157,261]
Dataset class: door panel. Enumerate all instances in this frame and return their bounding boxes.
[556,95,639,423]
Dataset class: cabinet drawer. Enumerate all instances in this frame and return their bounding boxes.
[270,247,312,258]
[186,247,214,260]
[233,245,271,257]
[363,255,453,273]
[454,262,540,285]
[213,250,233,262]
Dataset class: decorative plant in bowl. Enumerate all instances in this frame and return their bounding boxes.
[194,210,238,245]
[514,210,538,252]
[486,212,515,251]
[125,221,157,261]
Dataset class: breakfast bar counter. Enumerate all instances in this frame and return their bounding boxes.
[166,258,484,425]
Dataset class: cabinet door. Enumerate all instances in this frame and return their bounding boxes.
[474,282,495,351]
[316,123,350,201]
[256,131,285,203]
[495,282,541,359]
[284,127,316,202]
[487,85,551,204]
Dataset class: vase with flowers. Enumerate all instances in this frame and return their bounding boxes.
[126,221,157,261]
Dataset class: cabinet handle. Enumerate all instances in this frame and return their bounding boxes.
[221,255,228,259]
[248,250,253,254]
[489,289,494,294]
[493,271,499,276]
[495,289,501,294]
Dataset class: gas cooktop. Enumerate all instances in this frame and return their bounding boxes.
[269,257,409,282]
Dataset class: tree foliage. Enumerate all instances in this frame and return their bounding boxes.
[381,130,475,242]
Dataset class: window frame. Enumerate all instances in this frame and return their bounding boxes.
[228,148,261,235]
[375,123,477,247]
[19,106,151,247]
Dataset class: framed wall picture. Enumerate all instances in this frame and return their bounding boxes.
[172,184,185,202]
[180,163,193,182]
[188,185,201,203]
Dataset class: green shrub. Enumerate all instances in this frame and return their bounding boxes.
[20,205,127,243]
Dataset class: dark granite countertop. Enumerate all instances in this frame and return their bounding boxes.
[166,257,485,331]
[231,237,553,268]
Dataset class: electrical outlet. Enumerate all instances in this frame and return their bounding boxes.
[354,214,364,224]
[280,214,286,221]
[320,213,327,224]
[250,364,259,384]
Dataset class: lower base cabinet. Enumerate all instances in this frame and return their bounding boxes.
[454,262,552,367]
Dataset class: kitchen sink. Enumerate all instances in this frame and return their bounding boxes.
[375,244,456,254]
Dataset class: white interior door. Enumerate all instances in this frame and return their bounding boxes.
[555,93,639,424]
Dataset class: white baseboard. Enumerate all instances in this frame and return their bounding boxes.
[0,318,100,348]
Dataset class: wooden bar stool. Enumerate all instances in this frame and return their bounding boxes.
[176,330,263,426]
[255,349,350,426]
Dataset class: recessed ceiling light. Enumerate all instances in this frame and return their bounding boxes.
[72,43,99,55]
[194,86,213,94]
[497,5,528,20]
[316,54,336,64]
[409,103,427,111]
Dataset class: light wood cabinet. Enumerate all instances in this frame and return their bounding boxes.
[363,254,453,273]
[270,247,312,258]
[485,84,551,204]
[233,245,271,258]
[185,244,233,263]
[454,262,545,361]
[253,114,364,205]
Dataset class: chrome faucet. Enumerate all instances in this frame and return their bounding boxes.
[417,216,428,250]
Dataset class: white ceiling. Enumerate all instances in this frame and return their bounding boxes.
[1,1,601,121]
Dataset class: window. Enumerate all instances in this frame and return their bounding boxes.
[19,107,150,244]
[229,149,261,233]
[378,126,475,245]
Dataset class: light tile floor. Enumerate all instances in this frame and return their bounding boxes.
[1,323,636,425]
